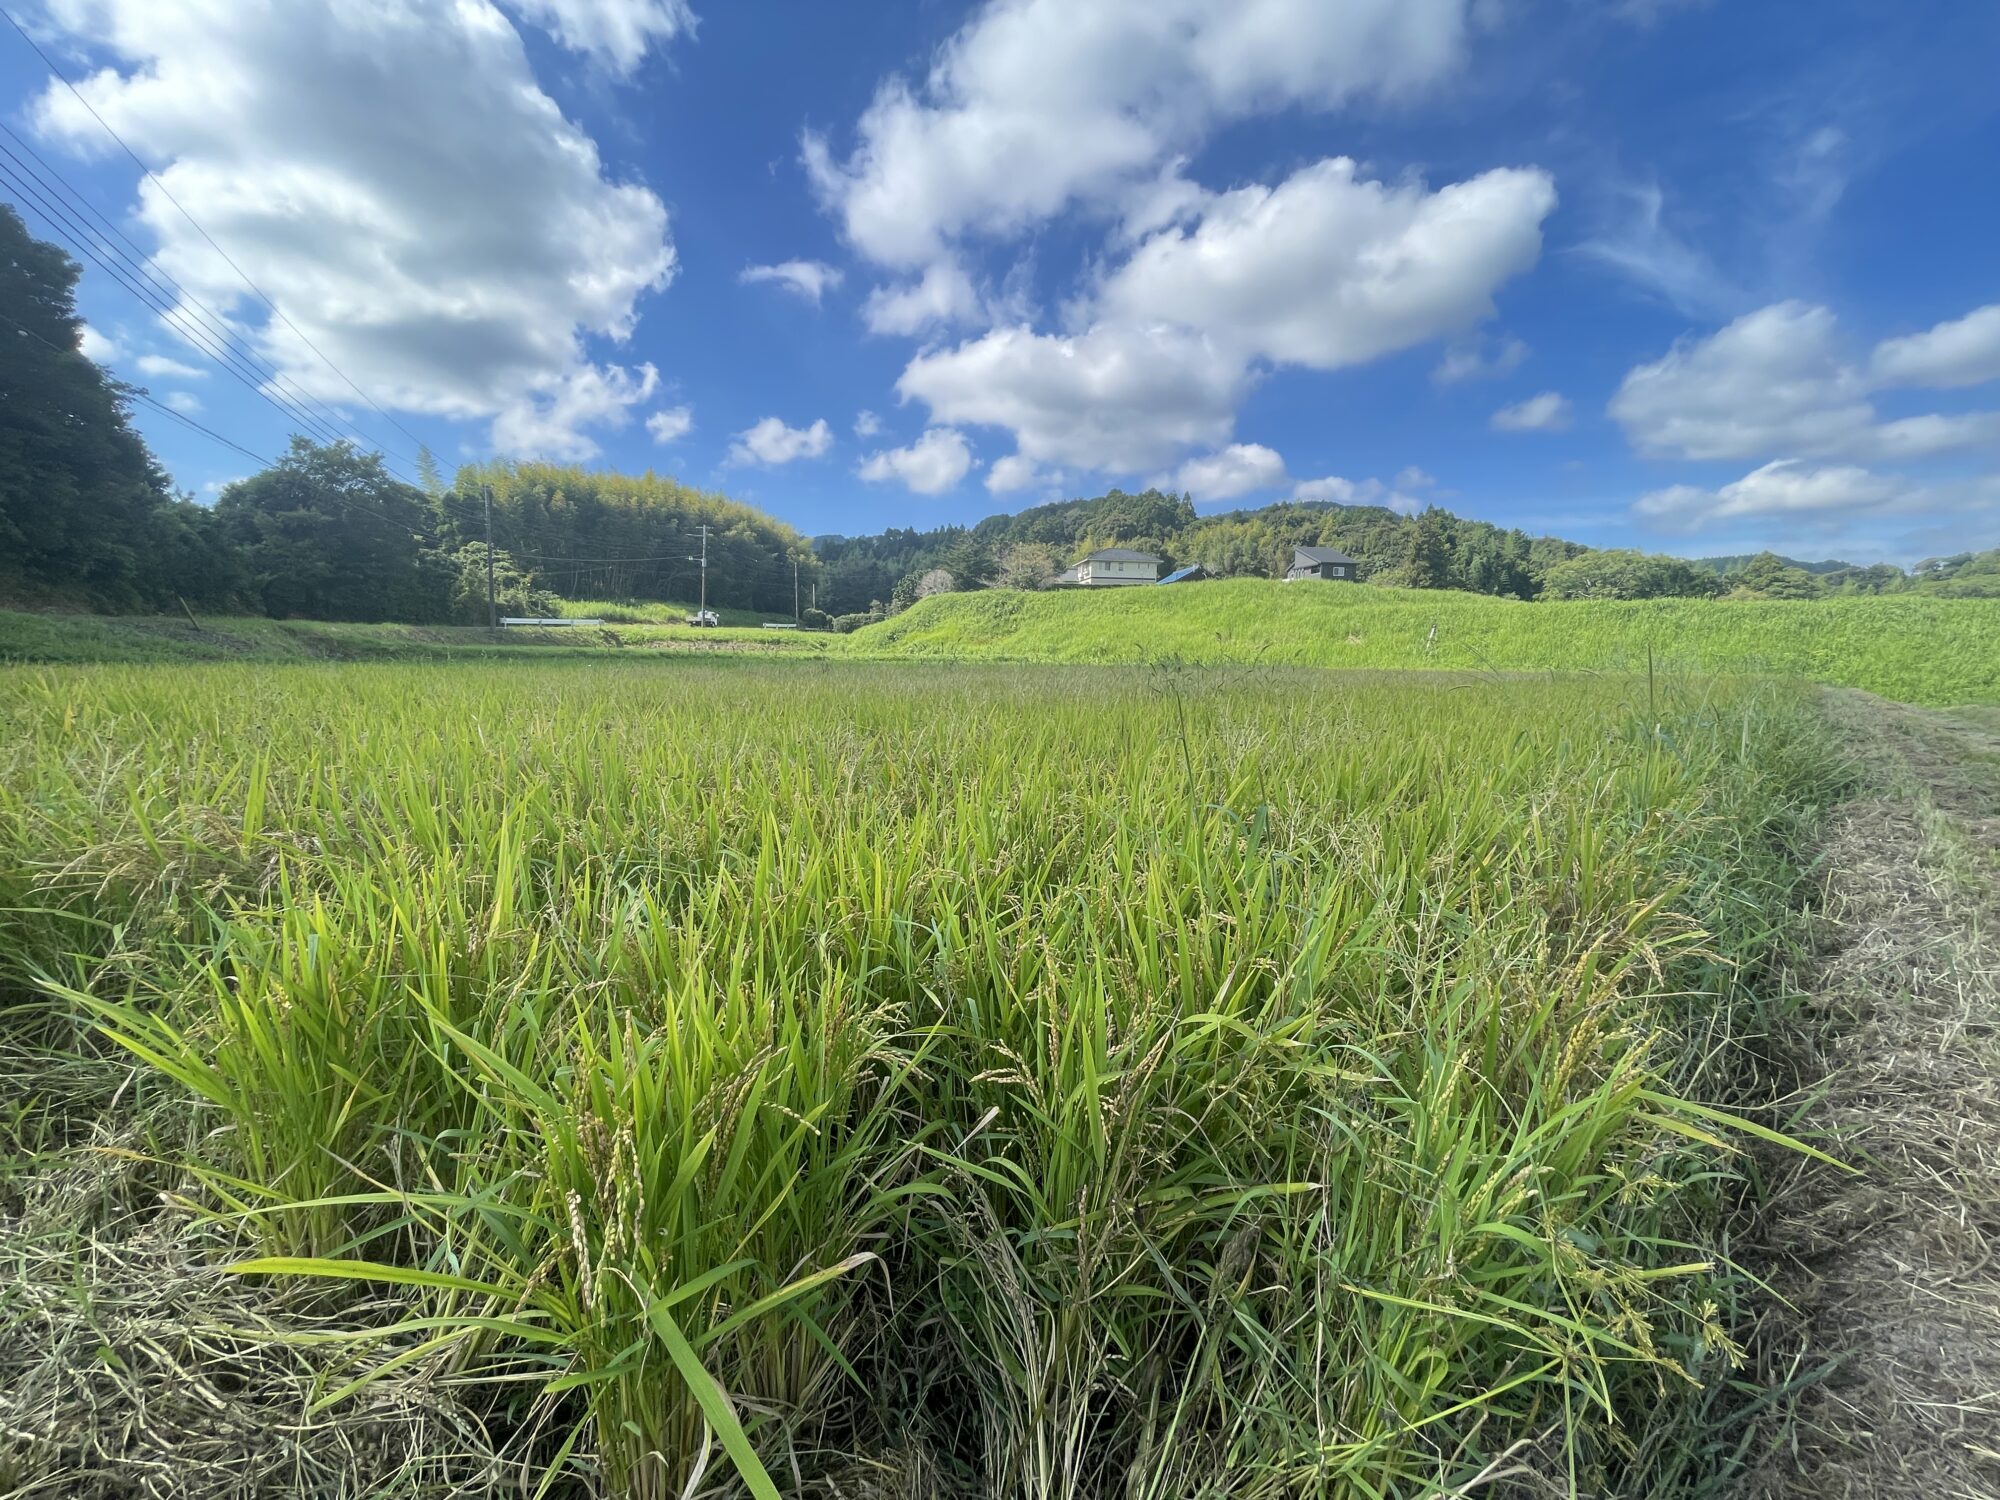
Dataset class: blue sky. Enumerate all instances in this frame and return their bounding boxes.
[6,0,1998,562]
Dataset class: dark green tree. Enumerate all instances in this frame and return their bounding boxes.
[0,204,176,606]
[1406,506,1454,590]
[217,437,446,621]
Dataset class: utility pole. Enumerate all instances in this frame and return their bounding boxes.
[696,524,710,616]
[482,483,497,631]
[793,556,800,621]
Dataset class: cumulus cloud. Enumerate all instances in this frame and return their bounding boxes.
[163,390,203,414]
[1491,391,1573,432]
[490,362,660,461]
[853,409,883,437]
[857,427,974,495]
[1097,160,1554,370]
[1166,442,1286,500]
[739,259,843,305]
[861,260,983,336]
[30,0,680,461]
[1634,460,1915,531]
[1433,333,1527,383]
[984,453,1042,493]
[645,404,693,443]
[77,323,120,362]
[1871,305,2000,390]
[803,0,1473,268]
[1610,301,2000,463]
[503,0,694,76]
[135,353,206,379]
[898,323,1246,472]
[896,159,1553,475]
[728,416,833,466]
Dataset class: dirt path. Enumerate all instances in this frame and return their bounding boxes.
[1745,692,2000,1500]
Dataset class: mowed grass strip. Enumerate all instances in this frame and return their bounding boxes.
[0,659,1841,1497]
[852,578,2000,706]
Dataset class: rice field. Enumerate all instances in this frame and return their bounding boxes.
[0,658,1842,1497]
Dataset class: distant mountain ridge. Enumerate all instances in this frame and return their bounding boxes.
[1693,554,1856,576]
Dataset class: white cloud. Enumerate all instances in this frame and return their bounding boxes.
[804,0,1473,269]
[1577,181,1741,319]
[490,362,659,461]
[853,409,883,437]
[1611,301,2000,463]
[728,416,832,466]
[739,259,843,305]
[645,403,693,443]
[1492,390,1573,432]
[861,260,983,336]
[1395,465,1437,490]
[985,453,1041,493]
[857,427,973,495]
[135,353,206,379]
[896,158,1553,476]
[1634,460,1914,531]
[502,0,694,75]
[1433,333,1527,383]
[1166,442,1286,500]
[31,0,680,462]
[1098,160,1555,371]
[898,323,1246,472]
[77,323,120,362]
[163,390,203,414]
[1871,305,2000,390]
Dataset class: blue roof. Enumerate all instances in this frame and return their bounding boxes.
[1156,565,1205,584]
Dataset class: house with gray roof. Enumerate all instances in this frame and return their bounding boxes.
[1285,545,1358,582]
[1070,547,1161,586]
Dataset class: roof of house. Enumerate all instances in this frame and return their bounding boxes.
[1293,545,1358,566]
[1155,564,1207,584]
[1081,547,1161,563]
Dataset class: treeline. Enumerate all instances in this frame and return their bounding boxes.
[0,205,811,622]
[817,483,2000,617]
[815,488,1586,616]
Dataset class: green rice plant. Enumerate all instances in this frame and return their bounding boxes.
[0,659,1844,1497]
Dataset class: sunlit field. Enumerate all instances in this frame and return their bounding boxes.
[0,659,1842,1496]
[859,580,2000,706]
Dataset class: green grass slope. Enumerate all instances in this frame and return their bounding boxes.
[0,610,830,664]
[853,579,2000,706]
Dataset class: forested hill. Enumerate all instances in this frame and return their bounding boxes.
[814,488,1590,616]
[812,485,2000,617]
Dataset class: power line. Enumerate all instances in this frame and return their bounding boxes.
[0,157,358,452]
[0,118,399,465]
[1,4,431,460]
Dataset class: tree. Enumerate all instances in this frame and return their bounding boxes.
[217,438,446,621]
[0,203,176,606]
[915,567,957,600]
[442,542,555,624]
[995,541,1062,589]
[1406,507,1454,590]
[1731,551,1823,600]
[1540,550,1724,601]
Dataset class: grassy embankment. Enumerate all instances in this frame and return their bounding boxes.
[858,580,2000,706]
[0,608,832,663]
[1,658,1842,1496]
[8,581,1995,705]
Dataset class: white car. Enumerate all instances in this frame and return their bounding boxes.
[685,609,720,627]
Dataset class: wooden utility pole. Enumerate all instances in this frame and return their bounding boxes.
[697,524,710,616]
[793,556,800,621]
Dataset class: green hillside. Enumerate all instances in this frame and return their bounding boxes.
[853,579,2000,706]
